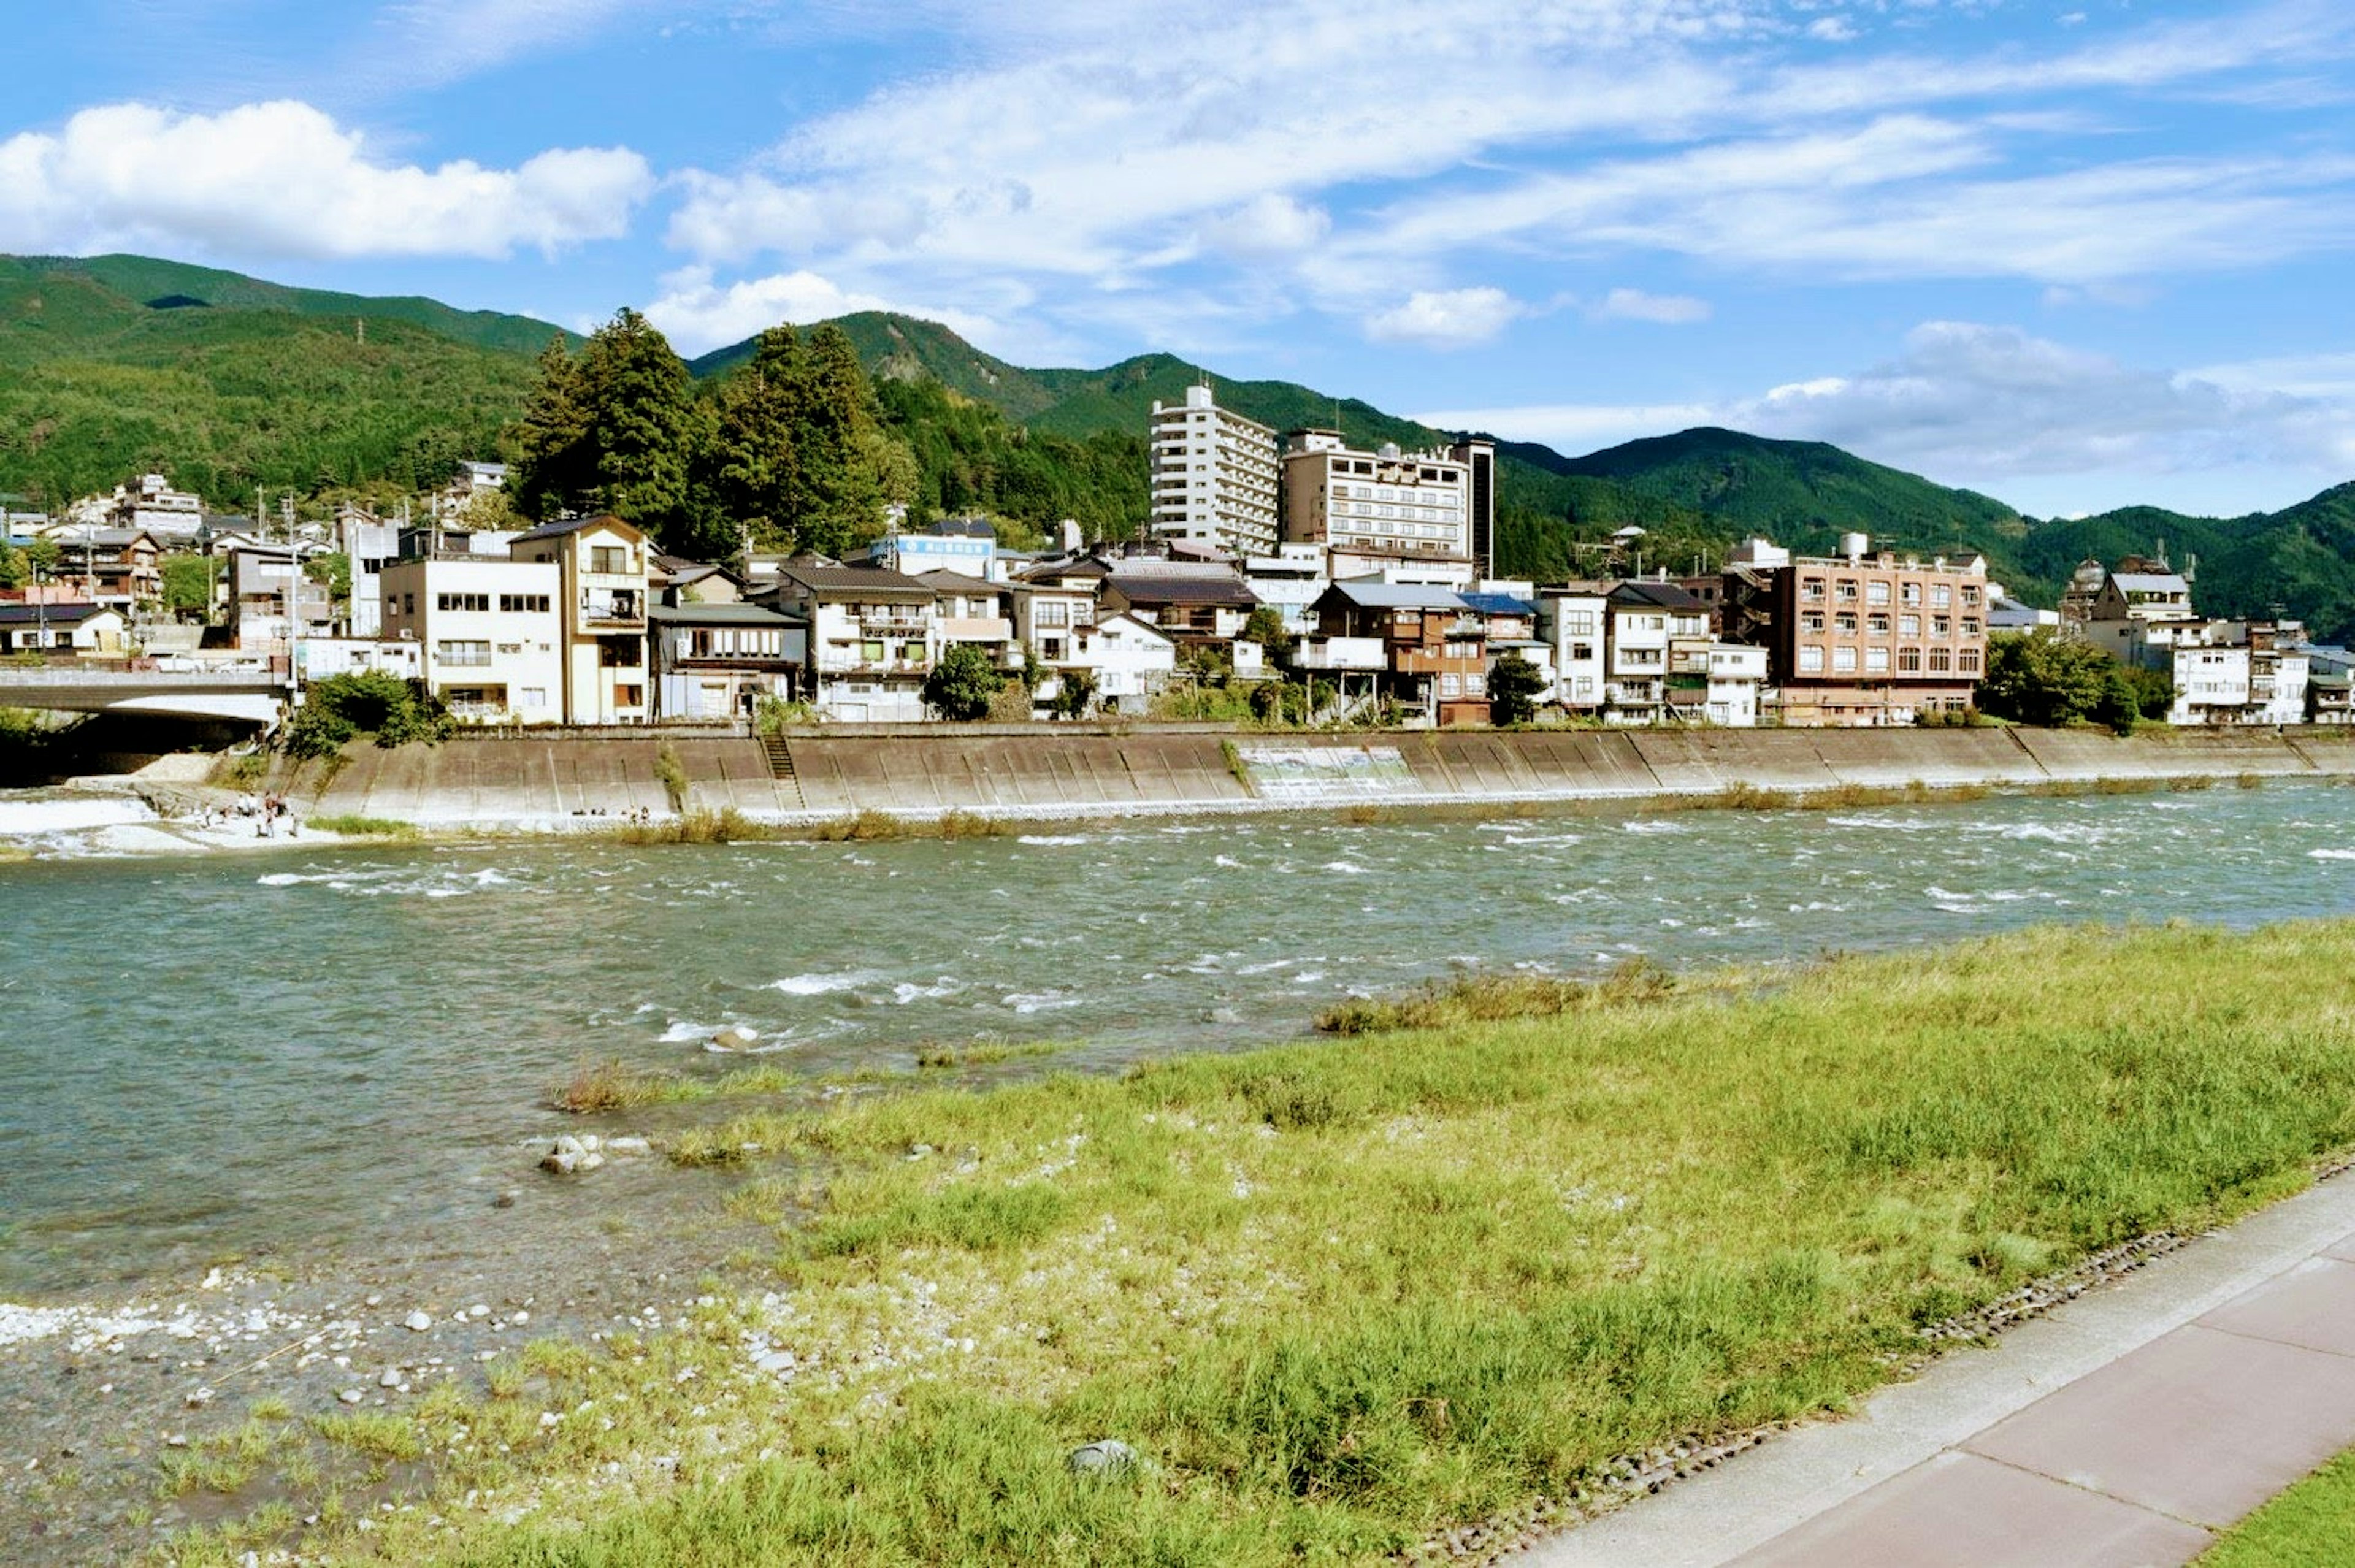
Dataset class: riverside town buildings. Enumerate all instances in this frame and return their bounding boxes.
[1721,535,1991,725]
[68,435,2348,736]
[2076,556,2311,725]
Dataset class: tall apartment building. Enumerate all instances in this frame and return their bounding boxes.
[1279,430,1496,585]
[1148,384,1280,556]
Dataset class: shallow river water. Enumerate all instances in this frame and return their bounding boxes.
[6,782,2355,1297]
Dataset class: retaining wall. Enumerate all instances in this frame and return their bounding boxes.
[304,725,2355,827]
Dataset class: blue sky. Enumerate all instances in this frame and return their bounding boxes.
[3,0,2352,519]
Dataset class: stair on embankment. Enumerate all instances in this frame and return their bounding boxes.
[762,733,807,809]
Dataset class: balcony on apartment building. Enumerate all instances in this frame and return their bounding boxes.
[1292,635,1387,671]
[580,588,645,628]
[1393,644,1485,677]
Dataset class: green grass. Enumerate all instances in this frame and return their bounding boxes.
[2199,1447,2355,1566]
[175,919,2355,1567]
[551,1058,806,1114]
[307,813,420,838]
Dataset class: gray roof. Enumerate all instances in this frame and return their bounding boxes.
[1317,580,1471,611]
[911,569,1006,594]
[775,565,935,600]
[1106,573,1260,607]
[2109,573,2189,595]
[647,603,801,627]
[1609,579,1707,611]
[510,514,640,544]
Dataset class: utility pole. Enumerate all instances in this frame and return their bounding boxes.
[281,493,301,705]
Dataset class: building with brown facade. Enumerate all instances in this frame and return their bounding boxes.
[1306,579,1488,725]
[1733,539,1989,725]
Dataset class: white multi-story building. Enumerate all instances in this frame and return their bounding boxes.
[760,565,937,722]
[380,556,565,724]
[1279,431,1496,586]
[1149,384,1280,556]
[1241,543,1331,635]
[82,473,205,540]
[1691,643,1768,727]
[1537,587,1609,713]
[340,510,402,638]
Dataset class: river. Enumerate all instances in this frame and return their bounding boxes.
[5,782,2355,1298]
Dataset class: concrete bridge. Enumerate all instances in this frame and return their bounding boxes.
[0,662,285,724]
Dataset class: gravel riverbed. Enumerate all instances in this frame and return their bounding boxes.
[0,1142,765,1567]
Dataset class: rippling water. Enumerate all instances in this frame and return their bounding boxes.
[6,783,2355,1295]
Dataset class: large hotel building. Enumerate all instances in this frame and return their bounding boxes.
[1725,535,1990,725]
[1148,384,1281,556]
[1279,429,1496,584]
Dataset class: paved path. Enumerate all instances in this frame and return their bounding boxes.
[1531,1172,2355,1567]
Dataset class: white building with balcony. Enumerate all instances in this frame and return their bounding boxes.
[1149,384,1280,557]
[1537,586,1610,713]
[510,516,653,725]
[379,555,564,725]
[918,570,1017,667]
[760,564,937,722]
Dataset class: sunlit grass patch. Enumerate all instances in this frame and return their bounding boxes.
[180,920,2355,1567]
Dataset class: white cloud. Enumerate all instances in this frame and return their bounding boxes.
[1737,321,2349,478]
[623,0,2355,358]
[1419,321,2355,502]
[1198,194,1332,259]
[1594,288,1712,324]
[1364,287,1527,348]
[641,265,1012,358]
[366,0,644,88]
[0,101,651,261]
[1357,115,2355,285]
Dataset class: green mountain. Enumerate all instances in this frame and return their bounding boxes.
[6,253,2350,640]
[1506,427,2038,587]
[7,254,574,356]
[0,256,562,507]
[691,312,1062,419]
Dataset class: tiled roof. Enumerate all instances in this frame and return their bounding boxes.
[1107,573,1260,606]
[647,603,801,626]
[1609,579,1707,611]
[776,565,935,600]
[0,602,110,625]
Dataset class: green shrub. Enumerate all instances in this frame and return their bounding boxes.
[282,671,453,760]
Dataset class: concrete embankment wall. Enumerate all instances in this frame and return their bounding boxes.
[302,724,2355,827]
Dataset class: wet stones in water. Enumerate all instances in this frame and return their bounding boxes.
[541,1135,606,1176]
[711,1023,759,1050]
[403,1311,433,1332]
[1067,1440,1138,1477]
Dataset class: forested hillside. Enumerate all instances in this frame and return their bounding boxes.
[6,251,2351,638]
[0,258,551,507]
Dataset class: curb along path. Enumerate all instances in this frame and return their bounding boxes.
[1529,1170,2355,1567]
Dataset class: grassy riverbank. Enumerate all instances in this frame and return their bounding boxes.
[168,920,2355,1567]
